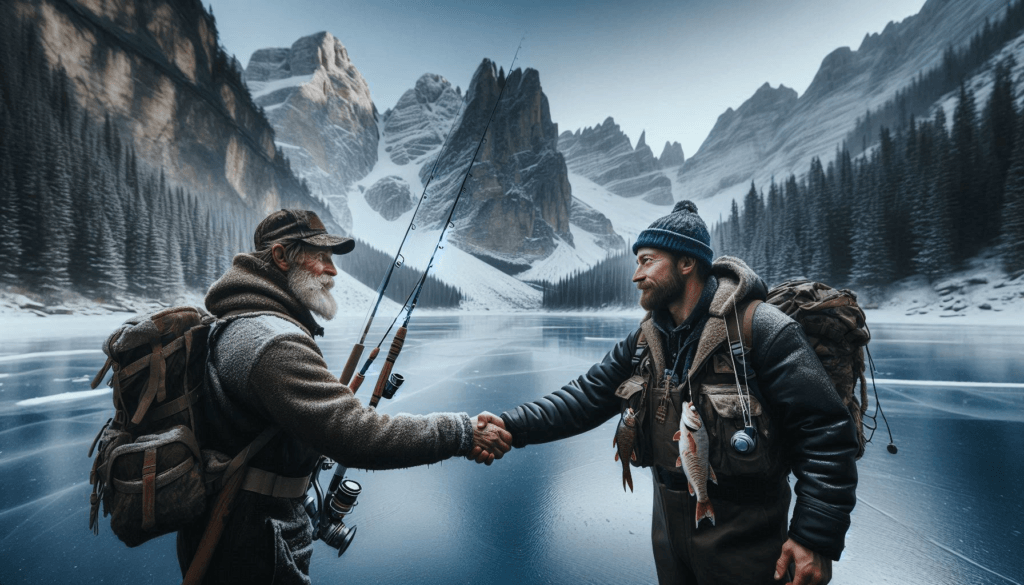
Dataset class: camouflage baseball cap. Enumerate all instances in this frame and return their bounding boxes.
[254,209,355,255]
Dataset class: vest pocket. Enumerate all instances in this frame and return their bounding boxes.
[699,384,772,478]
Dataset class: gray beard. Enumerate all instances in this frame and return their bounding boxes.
[288,266,338,321]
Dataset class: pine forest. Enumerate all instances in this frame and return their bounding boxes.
[711,60,1024,289]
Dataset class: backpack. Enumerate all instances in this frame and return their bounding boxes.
[87,306,277,547]
[762,279,871,459]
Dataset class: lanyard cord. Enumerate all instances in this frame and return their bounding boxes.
[724,308,754,429]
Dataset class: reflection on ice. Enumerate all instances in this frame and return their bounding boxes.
[0,349,103,363]
[17,388,111,407]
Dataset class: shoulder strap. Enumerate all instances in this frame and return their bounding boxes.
[639,318,666,377]
[742,300,761,350]
[632,328,648,369]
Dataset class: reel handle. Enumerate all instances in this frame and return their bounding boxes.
[370,327,406,408]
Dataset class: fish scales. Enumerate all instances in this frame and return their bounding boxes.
[613,408,638,492]
[673,401,718,528]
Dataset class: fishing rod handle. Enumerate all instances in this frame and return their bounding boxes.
[348,347,380,394]
[340,344,365,386]
[370,327,407,408]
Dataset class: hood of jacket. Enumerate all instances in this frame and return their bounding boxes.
[707,255,767,318]
[686,255,767,377]
[205,253,324,337]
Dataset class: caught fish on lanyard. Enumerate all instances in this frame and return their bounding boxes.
[613,408,638,492]
[673,401,718,528]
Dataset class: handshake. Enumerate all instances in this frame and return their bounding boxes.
[467,412,512,465]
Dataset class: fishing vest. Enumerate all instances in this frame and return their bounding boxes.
[615,301,785,485]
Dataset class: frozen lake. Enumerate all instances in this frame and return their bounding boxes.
[0,315,1022,584]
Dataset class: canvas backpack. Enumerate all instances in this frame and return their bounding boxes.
[763,279,871,459]
[87,306,277,547]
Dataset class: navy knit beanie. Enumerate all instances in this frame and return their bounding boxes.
[632,200,714,270]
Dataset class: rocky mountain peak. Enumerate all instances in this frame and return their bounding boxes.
[558,116,673,204]
[246,31,353,82]
[413,58,573,270]
[244,31,379,233]
[677,0,1004,203]
[659,141,685,167]
[382,73,462,165]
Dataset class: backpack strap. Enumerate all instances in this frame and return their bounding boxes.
[183,426,280,585]
[632,328,648,370]
[742,300,761,351]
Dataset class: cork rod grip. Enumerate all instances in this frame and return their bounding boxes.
[370,327,407,408]
[339,343,365,385]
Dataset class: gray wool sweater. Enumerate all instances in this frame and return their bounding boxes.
[200,253,475,475]
[179,254,473,584]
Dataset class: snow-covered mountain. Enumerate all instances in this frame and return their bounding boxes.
[244,32,379,233]
[381,73,462,166]
[679,0,1008,206]
[558,118,675,205]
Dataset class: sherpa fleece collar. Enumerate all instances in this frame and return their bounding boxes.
[686,255,767,378]
[205,254,324,337]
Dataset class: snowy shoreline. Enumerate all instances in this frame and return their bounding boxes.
[3,254,1021,341]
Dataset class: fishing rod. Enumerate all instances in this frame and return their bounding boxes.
[309,41,525,559]
[338,93,468,386]
[348,42,524,401]
[366,45,523,408]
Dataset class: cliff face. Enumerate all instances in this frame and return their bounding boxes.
[558,118,674,205]
[245,32,379,233]
[420,60,573,270]
[381,73,462,166]
[13,0,335,227]
[678,0,1007,203]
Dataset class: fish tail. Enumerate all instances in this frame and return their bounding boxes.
[624,471,634,493]
[695,499,716,528]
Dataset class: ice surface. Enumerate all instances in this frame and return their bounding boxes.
[0,317,1022,584]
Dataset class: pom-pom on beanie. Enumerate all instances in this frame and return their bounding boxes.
[632,200,714,270]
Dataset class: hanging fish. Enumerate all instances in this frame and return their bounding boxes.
[673,401,718,528]
[613,408,638,492]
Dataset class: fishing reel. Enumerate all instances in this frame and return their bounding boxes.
[730,425,758,454]
[381,372,404,400]
[305,459,362,557]
[319,477,361,556]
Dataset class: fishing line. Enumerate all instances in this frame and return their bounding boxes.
[862,332,897,454]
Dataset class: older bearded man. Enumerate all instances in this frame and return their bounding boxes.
[176,209,511,584]
[477,201,858,585]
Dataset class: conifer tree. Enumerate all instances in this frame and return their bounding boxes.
[0,97,21,285]
[38,126,73,297]
[1000,111,1024,274]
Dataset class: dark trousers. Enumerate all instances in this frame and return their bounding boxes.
[176,491,314,585]
[651,475,792,585]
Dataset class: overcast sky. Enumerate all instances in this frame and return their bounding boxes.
[208,0,927,159]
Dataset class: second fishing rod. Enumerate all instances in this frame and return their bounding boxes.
[348,48,523,401]
[310,44,523,560]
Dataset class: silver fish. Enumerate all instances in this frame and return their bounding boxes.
[673,401,718,527]
[613,408,638,492]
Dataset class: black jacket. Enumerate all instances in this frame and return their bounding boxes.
[500,257,859,561]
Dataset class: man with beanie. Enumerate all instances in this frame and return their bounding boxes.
[475,201,858,585]
[177,209,512,584]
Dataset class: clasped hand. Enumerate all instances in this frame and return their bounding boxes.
[467,411,511,465]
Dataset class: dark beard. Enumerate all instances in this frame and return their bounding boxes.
[639,270,685,312]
